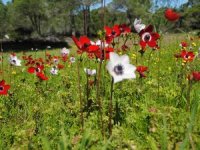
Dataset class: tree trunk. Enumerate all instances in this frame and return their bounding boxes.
[86,6,90,36]
[83,8,87,35]
[70,10,75,35]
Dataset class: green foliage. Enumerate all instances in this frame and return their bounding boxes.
[0,0,199,39]
[0,34,200,149]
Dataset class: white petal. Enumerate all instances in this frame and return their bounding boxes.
[15,60,21,66]
[106,61,114,73]
[133,18,146,33]
[113,75,123,83]
[123,64,136,80]
[95,40,101,46]
[92,69,96,75]
[109,52,120,63]
[119,54,129,64]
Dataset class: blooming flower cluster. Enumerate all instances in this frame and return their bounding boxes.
[134,19,160,52]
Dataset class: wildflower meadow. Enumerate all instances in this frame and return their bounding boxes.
[0,0,200,149]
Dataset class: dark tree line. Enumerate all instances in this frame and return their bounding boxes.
[0,0,199,41]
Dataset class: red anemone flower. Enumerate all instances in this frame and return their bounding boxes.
[192,72,200,81]
[165,8,180,22]
[180,50,195,62]
[0,80,10,95]
[72,36,99,53]
[28,63,48,80]
[105,25,121,37]
[28,63,44,74]
[180,41,188,48]
[119,24,131,34]
[139,25,160,49]
[136,66,148,78]
[62,55,68,62]
[104,25,121,44]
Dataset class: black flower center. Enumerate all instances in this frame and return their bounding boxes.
[142,32,152,42]
[35,68,40,72]
[83,43,90,48]
[185,54,190,59]
[111,31,116,35]
[0,86,4,91]
[114,64,124,75]
[144,34,151,42]
[12,59,16,64]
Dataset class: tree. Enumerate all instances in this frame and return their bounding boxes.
[0,0,7,37]
[79,0,100,36]
[110,0,153,26]
[13,0,47,36]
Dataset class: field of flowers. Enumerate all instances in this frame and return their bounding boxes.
[1,14,200,149]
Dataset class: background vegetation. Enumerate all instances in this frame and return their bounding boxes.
[0,0,199,41]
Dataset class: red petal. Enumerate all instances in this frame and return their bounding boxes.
[151,33,160,40]
[104,26,112,35]
[88,45,100,53]
[165,8,180,22]
[28,67,35,73]
[193,72,200,81]
[148,40,157,48]
[139,25,154,36]
[140,40,147,49]
[37,72,48,80]
[0,80,5,85]
[80,36,91,45]
[72,36,82,49]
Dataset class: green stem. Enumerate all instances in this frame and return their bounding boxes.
[147,50,153,68]
[109,77,114,136]
[186,80,192,112]
[96,59,104,136]
[77,58,84,130]
[86,74,89,109]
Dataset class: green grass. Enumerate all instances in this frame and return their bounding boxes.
[0,33,200,149]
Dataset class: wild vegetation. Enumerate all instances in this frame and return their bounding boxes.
[0,0,199,40]
[0,0,200,149]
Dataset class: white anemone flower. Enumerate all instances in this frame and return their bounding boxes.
[9,54,21,66]
[106,52,136,83]
[84,68,96,76]
[70,57,76,63]
[50,66,58,75]
[61,47,70,56]
[133,18,146,33]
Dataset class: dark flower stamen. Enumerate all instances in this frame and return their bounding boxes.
[35,68,40,72]
[185,55,189,59]
[0,86,4,91]
[84,43,90,48]
[114,64,124,75]
[12,59,16,64]
[111,31,116,35]
[144,34,151,42]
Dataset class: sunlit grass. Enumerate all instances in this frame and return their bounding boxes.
[0,33,200,149]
